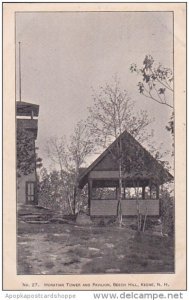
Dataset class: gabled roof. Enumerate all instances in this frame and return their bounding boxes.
[78,130,173,188]
[16,101,39,117]
[79,167,87,175]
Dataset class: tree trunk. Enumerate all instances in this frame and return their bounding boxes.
[135,181,141,231]
[117,159,123,226]
[73,168,80,215]
[76,188,82,214]
[60,169,74,215]
[73,184,81,215]
[73,186,76,215]
[67,194,74,215]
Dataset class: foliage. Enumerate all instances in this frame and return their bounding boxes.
[38,168,67,211]
[130,55,173,108]
[130,55,174,158]
[166,111,174,134]
[92,187,117,200]
[38,168,88,214]
[17,127,42,178]
[160,187,174,236]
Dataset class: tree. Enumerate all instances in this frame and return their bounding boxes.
[130,56,174,232]
[130,55,173,109]
[39,168,63,211]
[45,136,74,213]
[45,121,94,214]
[87,78,152,226]
[39,167,75,213]
[67,120,94,214]
[160,185,174,236]
[39,167,89,213]
[130,55,174,154]
[45,136,66,173]
[17,127,42,181]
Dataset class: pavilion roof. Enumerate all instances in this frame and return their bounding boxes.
[78,130,173,188]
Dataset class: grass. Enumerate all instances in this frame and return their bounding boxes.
[17,219,174,275]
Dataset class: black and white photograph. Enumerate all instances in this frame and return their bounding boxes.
[16,9,175,276]
[3,2,186,292]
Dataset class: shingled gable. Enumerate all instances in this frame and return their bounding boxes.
[78,130,173,189]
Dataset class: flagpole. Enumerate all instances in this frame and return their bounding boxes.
[19,41,22,102]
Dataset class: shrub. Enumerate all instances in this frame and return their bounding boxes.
[160,189,174,236]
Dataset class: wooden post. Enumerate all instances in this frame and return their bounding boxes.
[118,159,123,226]
[116,186,118,199]
[34,181,38,205]
[142,186,145,200]
[156,185,159,199]
[123,180,126,199]
[150,185,152,199]
[143,208,148,232]
[136,180,141,231]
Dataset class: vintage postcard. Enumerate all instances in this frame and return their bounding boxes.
[3,2,186,291]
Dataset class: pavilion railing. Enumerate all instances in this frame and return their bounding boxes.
[90,199,159,216]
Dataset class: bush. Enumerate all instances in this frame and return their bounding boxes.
[160,190,174,236]
[38,168,88,214]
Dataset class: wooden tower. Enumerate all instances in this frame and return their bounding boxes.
[16,101,39,205]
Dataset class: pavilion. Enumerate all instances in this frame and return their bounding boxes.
[78,130,173,217]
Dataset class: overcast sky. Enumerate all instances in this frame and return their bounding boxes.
[16,12,173,169]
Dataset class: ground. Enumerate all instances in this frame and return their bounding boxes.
[17,207,174,275]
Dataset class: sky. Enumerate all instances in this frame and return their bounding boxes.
[16,11,173,170]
